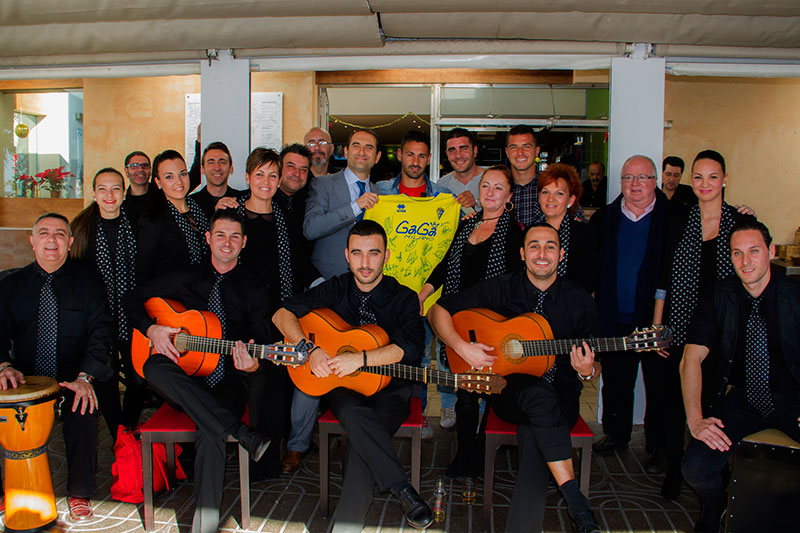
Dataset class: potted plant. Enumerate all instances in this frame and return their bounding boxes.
[14,172,37,198]
[35,166,72,198]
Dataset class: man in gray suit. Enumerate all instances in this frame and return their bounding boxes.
[304,129,381,279]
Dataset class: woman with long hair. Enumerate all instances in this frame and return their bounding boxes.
[137,149,209,283]
[420,164,524,477]
[71,168,143,439]
[536,163,596,292]
[654,149,747,500]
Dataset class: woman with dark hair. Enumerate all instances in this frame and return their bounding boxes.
[71,168,144,439]
[654,149,750,500]
[536,163,596,292]
[420,164,524,477]
[137,150,209,283]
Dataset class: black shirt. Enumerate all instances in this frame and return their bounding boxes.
[687,275,800,394]
[437,271,597,391]
[122,187,150,225]
[0,260,112,382]
[283,274,424,366]
[137,207,208,283]
[699,237,717,292]
[273,187,320,287]
[123,263,275,346]
[190,185,243,221]
[580,178,607,208]
[669,184,699,208]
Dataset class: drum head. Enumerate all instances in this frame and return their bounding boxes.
[0,375,61,403]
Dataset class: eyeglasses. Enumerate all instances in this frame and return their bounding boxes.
[621,175,655,183]
[126,162,151,169]
[306,141,329,148]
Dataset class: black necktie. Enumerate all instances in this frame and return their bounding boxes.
[205,271,227,388]
[357,292,377,326]
[532,289,557,383]
[745,296,774,417]
[35,272,58,378]
[356,181,366,221]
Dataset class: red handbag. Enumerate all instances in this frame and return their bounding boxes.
[110,426,186,503]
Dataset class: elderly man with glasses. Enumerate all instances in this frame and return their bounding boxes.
[588,155,672,465]
[304,127,338,178]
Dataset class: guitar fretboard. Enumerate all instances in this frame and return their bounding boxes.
[362,363,458,387]
[517,337,627,357]
[173,334,303,362]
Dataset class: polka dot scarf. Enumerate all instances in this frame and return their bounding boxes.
[443,210,512,297]
[668,203,736,346]
[235,194,295,302]
[95,207,137,342]
[167,197,209,265]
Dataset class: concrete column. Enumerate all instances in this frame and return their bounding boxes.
[607,45,665,201]
[200,50,250,190]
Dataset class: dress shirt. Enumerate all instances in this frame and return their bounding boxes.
[437,271,596,391]
[512,176,543,229]
[0,260,112,382]
[621,196,657,222]
[283,274,424,366]
[123,263,275,346]
[344,167,374,217]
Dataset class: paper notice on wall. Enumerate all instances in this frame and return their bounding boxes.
[250,92,283,151]
[185,93,201,163]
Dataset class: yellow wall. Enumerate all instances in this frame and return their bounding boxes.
[251,71,316,144]
[664,76,800,243]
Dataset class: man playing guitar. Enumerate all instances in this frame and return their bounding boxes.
[123,209,271,533]
[273,220,433,530]
[427,223,601,533]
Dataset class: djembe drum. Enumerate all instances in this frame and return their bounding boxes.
[0,376,61,532]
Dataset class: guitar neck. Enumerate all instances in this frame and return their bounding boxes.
[362,363,457,387]
[175,334,293,360]
[517,337,628,357]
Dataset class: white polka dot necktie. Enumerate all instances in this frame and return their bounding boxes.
[356,181,366,221]
[205,272,227,388]
[532,290,557,383]
[35,272,58,378]
[745,296,774,417]
[357,292,377,326]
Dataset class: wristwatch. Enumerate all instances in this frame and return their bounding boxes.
[77,373,94,384]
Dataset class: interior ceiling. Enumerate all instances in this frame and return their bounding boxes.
[2,0,800,68]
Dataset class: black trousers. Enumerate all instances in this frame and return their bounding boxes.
[682,388,800,512]
[450,388,488,473]
[60,388,100,498]
[600,325,665,451]
[662,345,688,467]
[327,383,412,533]
[143,354,248,533]
[247,361,291,478]
[94,341,149,441]
[491,373,578,533]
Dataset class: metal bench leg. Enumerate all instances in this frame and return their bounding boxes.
[320,424,330,518]
[239,444,250,528]
[142,433,155,531]
[165,441,176,488]
[411,427,421,492]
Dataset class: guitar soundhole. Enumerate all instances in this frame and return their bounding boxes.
[336,345,361,376]
[501,334,525,363]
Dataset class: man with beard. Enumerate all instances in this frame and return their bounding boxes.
[189,141,242,219]
[304,127,338,177]
[580,161,607,208]
[121,151,152,223]
[376,130,437,197]
[437,127,484,216]
[661,156,697,207]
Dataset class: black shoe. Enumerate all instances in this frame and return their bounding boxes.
[236,425,271,463]
[396,484,434,530]
[592,435,628,455]
[572,509,601,533]
[694,504,723,533]
[646,448,667,475]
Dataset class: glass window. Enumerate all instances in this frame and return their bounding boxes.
[2,90,83,198]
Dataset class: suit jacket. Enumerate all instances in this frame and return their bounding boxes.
[303,169,376,279]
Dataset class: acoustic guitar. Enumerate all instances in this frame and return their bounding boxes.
[286,308,506,397]
[446,308,672,377]
[131,297,309,378]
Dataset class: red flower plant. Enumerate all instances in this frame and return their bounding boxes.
[35,166,73,192]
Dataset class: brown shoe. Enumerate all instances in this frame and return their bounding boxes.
[68,496,93,521]
[281,450,304,473]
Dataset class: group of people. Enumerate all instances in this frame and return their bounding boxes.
[0,121,796,533]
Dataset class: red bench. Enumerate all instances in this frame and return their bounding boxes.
[483,407,594,531]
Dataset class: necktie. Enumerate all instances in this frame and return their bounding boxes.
[35,272,58,378]
[356,181,366,221]
[532,289,557,383]
[357,292,377,326]
[205,271,227,388]
[745,296,774,417]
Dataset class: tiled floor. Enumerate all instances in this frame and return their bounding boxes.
[1,382,700,532]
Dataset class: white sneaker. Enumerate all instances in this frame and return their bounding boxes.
[439,406,456,431]
[421,416,434,439]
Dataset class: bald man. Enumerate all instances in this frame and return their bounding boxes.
[304,127,337,177]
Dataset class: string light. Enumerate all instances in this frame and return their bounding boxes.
[329,112,431,130]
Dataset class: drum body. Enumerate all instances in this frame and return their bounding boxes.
[0,376,60,532]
